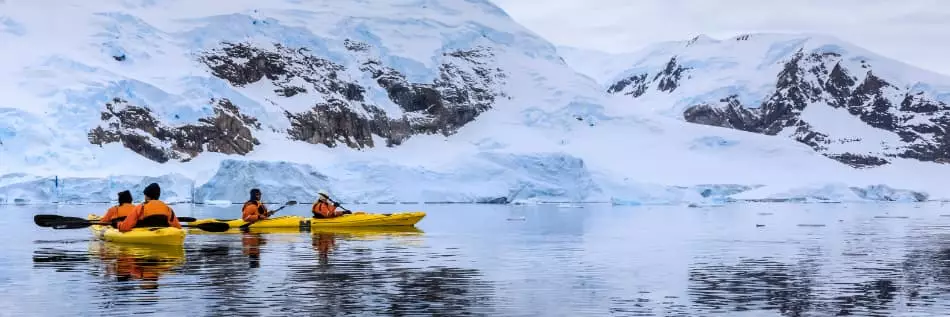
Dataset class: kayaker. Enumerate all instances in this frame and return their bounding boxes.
[242,188,271,223]
[311,190,350,218]
[117,183,182,232]
[99,190,134,227]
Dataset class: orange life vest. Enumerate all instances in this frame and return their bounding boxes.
[311,201,337,218]
[114,204,134,218]
[140,200,174,219]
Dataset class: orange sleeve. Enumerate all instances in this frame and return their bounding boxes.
[117,205,143,232]
[100,206,118,224]
[327,204,337,214]
[243,204,260,222]
[168,208,182,229]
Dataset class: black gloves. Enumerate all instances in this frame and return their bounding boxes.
[333,202,340,207]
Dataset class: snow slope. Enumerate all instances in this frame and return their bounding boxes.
[592,33,950,169]
[599,33,950,115]
[0,2,944,205]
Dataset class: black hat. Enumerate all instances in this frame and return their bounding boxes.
[143,183,161,199]
[117,190,133,204]
[250,188,261,200]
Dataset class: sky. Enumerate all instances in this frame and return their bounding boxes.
[490,0,950,76]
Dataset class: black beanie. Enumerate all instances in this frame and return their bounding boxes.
[117,190,133,204]
[143,183,161,199]
[250,188,261,201]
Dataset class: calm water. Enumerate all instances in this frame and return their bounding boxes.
[3,202,950,316]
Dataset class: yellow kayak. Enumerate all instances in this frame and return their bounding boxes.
[190,215,309,229]
[87,214,186,246]
[188,211,426,230]
[310,212,426,227]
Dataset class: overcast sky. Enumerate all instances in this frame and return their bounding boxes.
[490,0,950,76]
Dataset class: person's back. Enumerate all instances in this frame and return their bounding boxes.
[100,190,135,226]
[118,183,182,232]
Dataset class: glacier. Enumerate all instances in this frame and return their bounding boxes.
[0,0,944,206]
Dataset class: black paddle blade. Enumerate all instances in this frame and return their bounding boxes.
[286,200,298,205]
[177,217,196,222]
[34,215,64,227]
[51,221,94,230]
[189,222,230,232]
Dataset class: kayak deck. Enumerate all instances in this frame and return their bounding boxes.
[87,214,186,246]
[189,212,426,230]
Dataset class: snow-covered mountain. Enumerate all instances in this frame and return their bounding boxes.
[595,33,950,170]
[0,1,942,205]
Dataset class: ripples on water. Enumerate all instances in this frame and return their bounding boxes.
[8,203,950,316]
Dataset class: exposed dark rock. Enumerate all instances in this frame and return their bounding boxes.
[198,40,506,150]
[198,42,364,102]
[284,100,411,148]
[684,96,759,131]
[476,196,508,204]
[654,57,690,92]
[824,62,855,107]
[87,97,260,163]
[846,72,898,131]
[607,73,648,97]
[823,153,890,168]
[606,57,690,95]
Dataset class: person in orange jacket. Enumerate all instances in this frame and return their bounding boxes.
[311,190,350,218]
[99,190,134,227]
[242,188,272,223]
[117,183,182,232]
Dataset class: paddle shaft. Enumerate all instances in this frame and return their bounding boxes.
[50,219,229,232]
[324,198,390,216]
[239,201,298,229]
[326,198,350,212]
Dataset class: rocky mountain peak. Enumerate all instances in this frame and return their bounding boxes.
[604,35,950,168]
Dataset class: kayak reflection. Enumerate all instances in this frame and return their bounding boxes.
[88,242,185,289]
[311,226,425,266]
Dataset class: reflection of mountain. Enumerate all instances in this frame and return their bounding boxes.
[183,244,263,316]
[687,257,908,316]
[688,258,819,315]
[898,237,950,310]
[265,232,496,315]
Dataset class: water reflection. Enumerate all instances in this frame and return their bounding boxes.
[34,242,184,290]
[24,203,950,316]
[28,226,495,316]
[688,258,821,315]
[242,232,264,269]
[687,247,950,316]
[91,243,184,289]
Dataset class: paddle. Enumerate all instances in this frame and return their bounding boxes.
[324,198,391,216]
[238,201,298,230]
[33,214,196,227]
[266,200,298,216]
[37,215,230,232]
